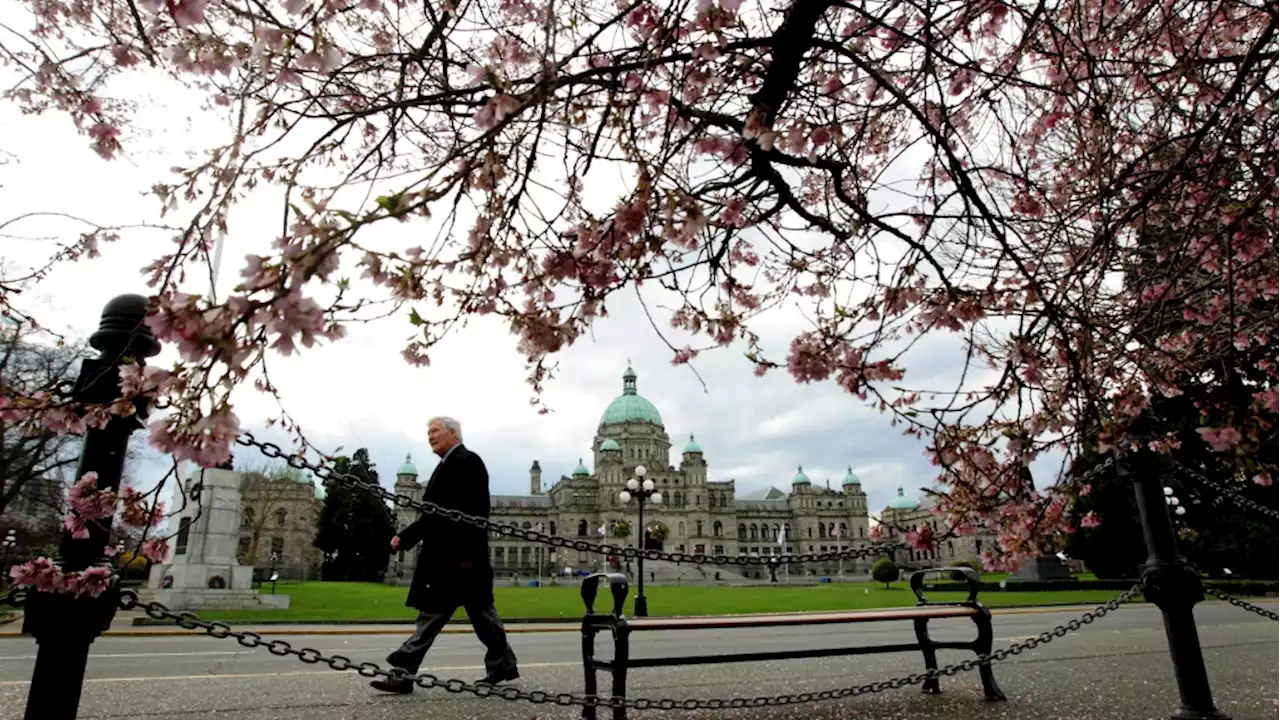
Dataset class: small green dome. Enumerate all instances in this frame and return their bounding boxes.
[792,465,810,485]
[573,458,590,476]
[600,438,620,452]
[683,434,703,454]
[842,467,861,486]
[888,487,919,511]
[396,454,417,476]
[599,366,664,427]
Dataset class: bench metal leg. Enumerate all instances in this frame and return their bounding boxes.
[913,617,942,694]
[972,610,1007,701]
[610,626,631,720]
[582,626,599,720]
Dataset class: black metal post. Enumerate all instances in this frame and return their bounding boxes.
[1120,454,1230,720]
[634,497,648,617]
[23,294,160,720]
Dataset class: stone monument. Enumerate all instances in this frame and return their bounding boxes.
[147,466,290,610]
[1004,466,1072,584]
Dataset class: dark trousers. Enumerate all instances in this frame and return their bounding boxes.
[388,600,518,676]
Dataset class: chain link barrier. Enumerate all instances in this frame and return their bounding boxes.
[117,584,1141,710]
[1174,463,1279,521]
[1203,586,1279,621]
[237,433,905,567]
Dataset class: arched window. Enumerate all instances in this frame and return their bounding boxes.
[819,524,826,539]
[577,519,587,536]
[713,521,723,537]
[859,526,865,538]
[696,520,703,536]
[738,524,746,540]
[773,524,781,540]
[750,524,758,540]
[522,521,531,530]
[678,521,685,538]
[275,509,288,527]
[719,492,728,507]
[761,526,770,542]
[674,492,683,507]
[827,522,835,538]
[839,522,847,538]
[550,521,557,536]
[784,523,791,539]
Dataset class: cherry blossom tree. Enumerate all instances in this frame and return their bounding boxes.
[0,0,1274,570]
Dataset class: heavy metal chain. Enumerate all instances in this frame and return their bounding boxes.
[117,585,1140,710]
[1174,463,1279,521]
[1203,586,1279,621]
[237,433,904,567]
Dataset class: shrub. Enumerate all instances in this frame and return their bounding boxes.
[871,559,900,588]
[949,559,983,574]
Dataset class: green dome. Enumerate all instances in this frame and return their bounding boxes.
[573,458,590,476]
[792,465,810,485]
[396,454,417,476]
[683,434,703,454]
[888,487,919,511]
[842,467,861,486]
[599,366,664,427]
[600,438,620,452]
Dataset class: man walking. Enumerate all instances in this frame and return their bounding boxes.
[371,416,519,694]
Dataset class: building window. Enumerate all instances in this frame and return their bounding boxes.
[242,507,254,529]
[719,492,728,507]
[839,522,846,538]
[819,524,826,539]
[674,492,683,507]
[578,520,587,536]
[694,544,705,554]
[695,495,701,506]
[750,524,757,540]
[713,521,723,537]
[521,547,531,566]
[678,521,685,538]
[738,524,746,540]
[275,509,287,527]
[550,521,557,535]
[713,545,724,555]
[495,548,505,566]
[176,517,192,555]
[270,536,284,557]
[696,520,703,536]
[859,526,865,538]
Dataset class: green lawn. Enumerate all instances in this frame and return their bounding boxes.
[193,580,1130,624]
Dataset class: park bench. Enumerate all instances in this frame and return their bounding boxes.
[578,567,1005,720]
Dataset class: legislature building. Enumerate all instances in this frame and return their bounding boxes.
[389,366,976,583]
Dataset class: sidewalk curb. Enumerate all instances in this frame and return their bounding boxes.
[0,599,1272,639]
[0,597,1177,635]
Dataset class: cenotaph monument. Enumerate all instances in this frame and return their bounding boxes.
[147,465,290,610]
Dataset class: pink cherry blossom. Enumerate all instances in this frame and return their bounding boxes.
[1080,511,1102,529]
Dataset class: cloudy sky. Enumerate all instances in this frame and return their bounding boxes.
[0,63,1069,526]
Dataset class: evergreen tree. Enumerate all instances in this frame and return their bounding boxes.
[313,448,396,582]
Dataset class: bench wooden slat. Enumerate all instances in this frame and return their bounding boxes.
[622,605,979,631]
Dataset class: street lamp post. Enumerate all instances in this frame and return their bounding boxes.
[1,529,17,578]
[618,465,661,617]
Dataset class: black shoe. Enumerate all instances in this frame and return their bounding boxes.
[477,668,520,685]
[370,677,414,694]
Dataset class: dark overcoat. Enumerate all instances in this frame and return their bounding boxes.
[397,444,495,613]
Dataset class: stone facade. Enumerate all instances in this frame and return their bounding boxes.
[236,472,324,580]
[877,488,997,571]
[390,367,901,584]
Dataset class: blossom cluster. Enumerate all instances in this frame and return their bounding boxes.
[0,0,1272,572]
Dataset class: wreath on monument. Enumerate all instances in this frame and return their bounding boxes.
[208,575,226,589]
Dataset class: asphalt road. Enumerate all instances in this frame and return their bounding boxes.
[0,602,1274,720]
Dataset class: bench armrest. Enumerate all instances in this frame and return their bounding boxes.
[581,572,629,617]
[909,566,980,604]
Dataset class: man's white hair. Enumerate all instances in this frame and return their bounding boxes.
[429,416,463,441]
